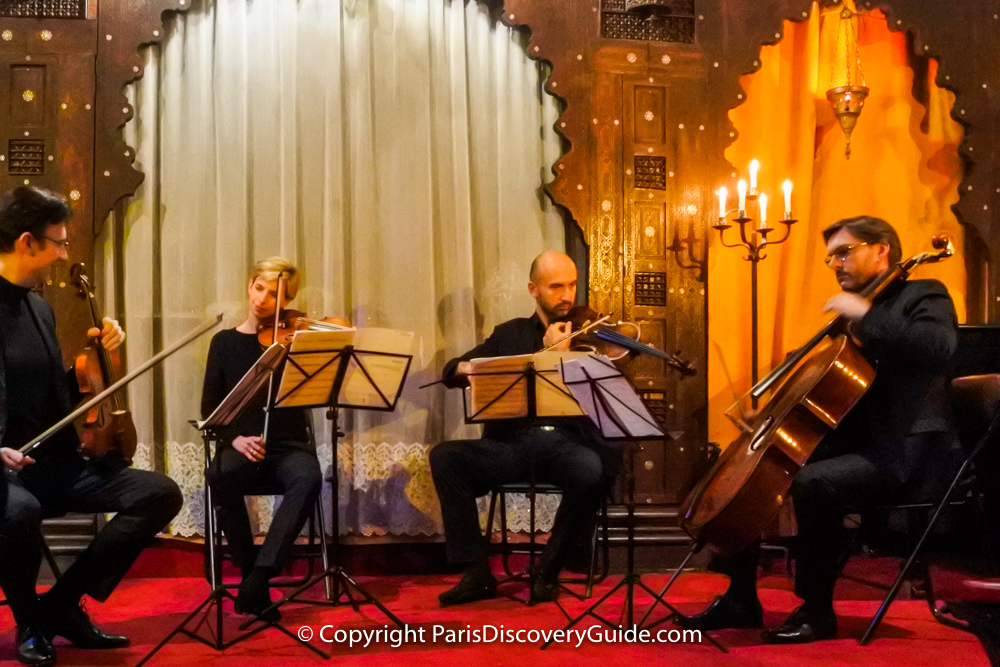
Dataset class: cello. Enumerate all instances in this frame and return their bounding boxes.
[680,234,954,555]
[70,263,138,464]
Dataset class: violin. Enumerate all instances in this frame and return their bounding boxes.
[70,263,138,464]
[547,305,696,377]
[256,309,352,347]
[679,234,955,555]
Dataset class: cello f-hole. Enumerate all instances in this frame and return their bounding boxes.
[749,416,774,452]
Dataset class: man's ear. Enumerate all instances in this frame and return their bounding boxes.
[877,242,891,262]
[527,281,539,298]
[16,232,38,255]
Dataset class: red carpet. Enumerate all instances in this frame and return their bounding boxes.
[1,566,988,666]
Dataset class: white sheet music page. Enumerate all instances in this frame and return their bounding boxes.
[339,328,415,407]
[276,329,356,407]
[560,355,664,439]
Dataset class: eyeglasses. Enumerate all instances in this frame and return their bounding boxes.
[43,236,70,250]
[824,242,869,266]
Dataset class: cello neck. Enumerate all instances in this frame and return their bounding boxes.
[750,264,909,399]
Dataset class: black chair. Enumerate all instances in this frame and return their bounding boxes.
[205,424,333,602]
[485,482,610,602]
[206,483,332,600]
[856,373,1000,645]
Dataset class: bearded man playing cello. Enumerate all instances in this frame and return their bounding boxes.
[676,216,960,643]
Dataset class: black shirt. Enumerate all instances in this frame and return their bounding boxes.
[201,328,310,449]
[0,275,79,458]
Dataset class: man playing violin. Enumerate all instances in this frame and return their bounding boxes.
[677,216,959,643]
[201,257,350,621]
[430,250,615,606]
[0,186,183,666]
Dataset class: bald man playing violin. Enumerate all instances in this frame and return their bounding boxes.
[430,250,615,607]
[676,216,959,644]
[0,186,183,667]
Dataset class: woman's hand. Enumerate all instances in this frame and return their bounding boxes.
[232,435,266,462]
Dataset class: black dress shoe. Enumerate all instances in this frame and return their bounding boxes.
[761,606,837,644]
[16,626,56,667]
[674,595,764,631]
[236,578,282,623]
[528,566,560,606]
[438,566,498,607]
[40,597,130,649]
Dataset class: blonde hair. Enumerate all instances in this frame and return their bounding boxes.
[249,256,301,300]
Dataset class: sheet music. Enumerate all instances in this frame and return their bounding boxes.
[275,329,356,407]
[560,355,664,439]
[467,351,589,420]
[199,344,288,429]
[468,354,532,420]
[340,328,414,407]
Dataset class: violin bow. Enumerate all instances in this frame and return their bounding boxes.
[20,314,224,456]
[539,314,612,352]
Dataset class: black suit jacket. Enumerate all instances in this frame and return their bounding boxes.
[834,278,959,484]
[0,290,77,453]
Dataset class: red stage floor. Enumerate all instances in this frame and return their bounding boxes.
[2,566,989,666]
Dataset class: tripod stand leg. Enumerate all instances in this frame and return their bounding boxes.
[637,543,697,628]
[541,576,634,649]
[632,544,727,653]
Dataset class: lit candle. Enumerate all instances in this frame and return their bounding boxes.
[782,179,793,218]
[758,192,768,227]
[749,159,760,191]
[717,187,727,218]
[737,180,747,213]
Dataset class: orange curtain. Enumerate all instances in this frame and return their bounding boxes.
[708,1,966,445]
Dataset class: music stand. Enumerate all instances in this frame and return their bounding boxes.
[460,351,592,604]
[241,328,413,628]
[540,355,726,652]
[137,344,330,665]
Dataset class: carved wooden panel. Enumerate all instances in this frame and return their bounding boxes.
[0,1,191,360]
[635,203,666,260]
[0,17,97,359]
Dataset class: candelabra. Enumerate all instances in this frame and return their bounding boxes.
[713,166,797,407]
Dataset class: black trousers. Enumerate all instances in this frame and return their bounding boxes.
[208,444,322,574]
[429,426,607,576]
[712,451,904,608]
[0,456,183,628]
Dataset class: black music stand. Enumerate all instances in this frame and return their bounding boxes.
[240,329,413,628]
[540,355,726,652]
[137,344,331,665]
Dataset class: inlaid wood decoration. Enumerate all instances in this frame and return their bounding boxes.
[1,0,998,504]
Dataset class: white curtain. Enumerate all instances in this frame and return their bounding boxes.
[105,0,565,537]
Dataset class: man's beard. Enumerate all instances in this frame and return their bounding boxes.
[544,302,573,322]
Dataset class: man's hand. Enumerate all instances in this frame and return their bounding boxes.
[0,447,34,470]
[232,435,266,462]
[87,317,125,352]
[824,293,871,322]
[543,322,573,351]
[456,361,473,376]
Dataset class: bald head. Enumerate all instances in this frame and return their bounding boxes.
[528,251,577,324]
